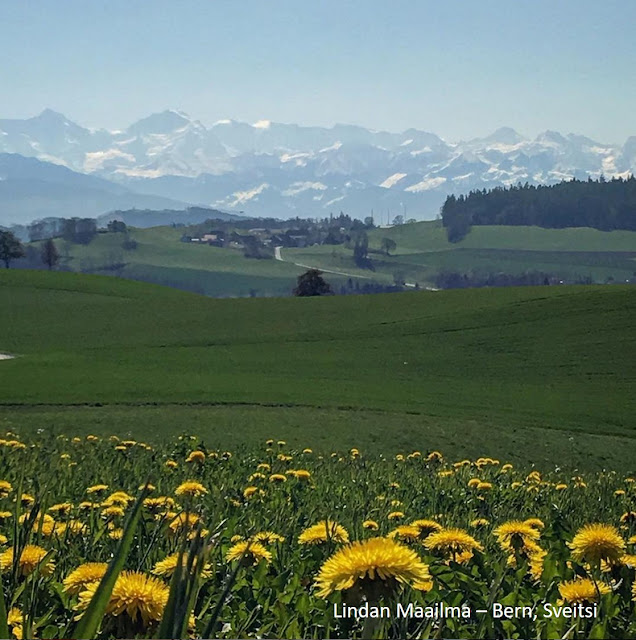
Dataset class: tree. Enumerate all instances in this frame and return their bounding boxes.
[293,269,333,297]
[381,237,397,255]
[0,231,25,268]
[40,238,59,270]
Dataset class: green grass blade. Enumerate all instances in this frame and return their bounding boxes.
[0,577,9,640]
[71,483,150,639]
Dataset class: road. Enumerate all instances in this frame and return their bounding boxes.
[274,246,435,290]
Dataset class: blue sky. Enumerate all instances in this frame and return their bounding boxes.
[2,0,635,143]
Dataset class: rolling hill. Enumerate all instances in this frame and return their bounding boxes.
[0,270,634,471]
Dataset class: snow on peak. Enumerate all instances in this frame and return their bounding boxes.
[253,119,271,129]
[380,173,407,188]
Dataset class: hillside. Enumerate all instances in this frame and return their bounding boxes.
[1,270,635,470]
[286,221,636,288]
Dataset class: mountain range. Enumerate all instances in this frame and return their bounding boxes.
[1,109,635,225]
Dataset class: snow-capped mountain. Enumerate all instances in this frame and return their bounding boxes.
[1,109,634,220]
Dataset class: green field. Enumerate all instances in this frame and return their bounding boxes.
[1,270,635,471]
[287,222,636,288]
[36,222,636,297]
[48,226,308,297]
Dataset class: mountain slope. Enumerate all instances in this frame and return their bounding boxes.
[0,153,191,224]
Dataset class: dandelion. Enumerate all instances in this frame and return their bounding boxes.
[494,521,541,552]
[558,578,610,603]
[426,451,443,462]
[363,520,379,531]
[411,519,443,536]
[102,506,126,519]
[315,537,432,598]
[0,545,54,576]
[186,450,205,464]
[303,448,313,454]
[252,531,285,544]
[388,525,421,542]
[0,511,12,522]
[19,494,34,507]
[467,478,481,489]
[109,528,124,540]
[298,521,349,545]
[477,481,493,491]
[524,518,545,530]
[152,552,211,579]
[424,528,483,559]
[63,562,109,595]
[103,491,133,507]
[76,571,169,630]
[226,541,272,565]
[168,512,201,535]
[555,483,568,491]
[269,474,287,483]
[49,502,73,515]
[294,469,312,481]
[387,511,404,520]
[7,608,22,640]
[175,481,208,498]
[243,486,259,499]
[0,480,13,496]
[470,518,490,528]
[569,523,625,565]
[164,460,178,469]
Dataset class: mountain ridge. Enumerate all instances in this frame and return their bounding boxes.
[1,109,634,221]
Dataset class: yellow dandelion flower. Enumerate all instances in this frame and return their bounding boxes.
[226,541,272,565]
[185,450,205,464]
[555,483,568,491]
[76,571,169,629]
[438,470,454,478]
[493,521,541,552]
[477,482,493,491]
[102,506,125,519]
[387,511,404,520]
[243,486,259,499]
[620,512,636,525]
[49,502,73,515]
[230,535,244,543]
[424,528,483,557]
[524,518,545,530]
[294,469,312,481]
[19,494,34,507]
[257,462,271,471]
[363,520,379,531]
[411,520,443,536]
[426,451,443,462]
[467,478,481,489]
[0,534,7,545]
[78,501,100,511]
[168,512,201,534]
[108,528,124,540]
[0,545,54,576]
[151,552,211,579]
[164,460,178,469]
[174,481,208,498]
[252,531,285,544]
[0,511,12,522]
[0,480,13,495]
[303,448,313,454]
[621,554,636,568]
[103,491,133,507]
[86,484,109,495]
[8,607,23,639]
[569,523,625,565]
[558,578,610,603]
[470,518,490,528]
[388,525,421,542]
[314,537,431,598]
[269,474,287,483]
[298,521,350,545]
[63,562,109,595]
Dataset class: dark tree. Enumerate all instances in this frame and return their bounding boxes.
[293,269,333,297]
[0,231,25,268]
[40,238,60,270]
[381,237,397,255]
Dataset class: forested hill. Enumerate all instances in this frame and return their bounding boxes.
[442,176,636,242]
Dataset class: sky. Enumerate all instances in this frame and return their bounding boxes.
[2,0,635,143]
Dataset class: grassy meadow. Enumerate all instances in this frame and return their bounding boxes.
[286,222,636,288]
[1,270,636,638]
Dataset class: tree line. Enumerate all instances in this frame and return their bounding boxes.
[442,175,636,242]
